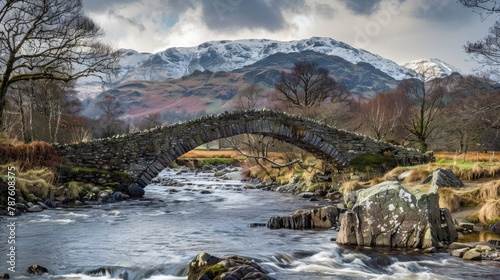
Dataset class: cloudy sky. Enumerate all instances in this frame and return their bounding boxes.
[82,0,497,74]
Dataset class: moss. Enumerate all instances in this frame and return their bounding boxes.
[57,165,132,185]
[202,158,235,165]
[55,181,95,200]
[62,165,129,177]
[349,154,398,172]
[103,182,120,190]
[206,264,228,279]
[465,212,480,224]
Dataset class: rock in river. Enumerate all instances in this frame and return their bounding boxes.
[336,180,457,248]
[267,206,338,230]
[127,183,145,197]
[188,252,273,280]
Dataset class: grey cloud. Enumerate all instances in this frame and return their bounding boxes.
[269,0,310,14]
[339,0,383,15]
[108,10,146,32]
[83,0,196,17]
[82,0,137,12]
[200,0,288,32]
[411,0,476,24]
[315,3,336,18]
[84,0,312,33]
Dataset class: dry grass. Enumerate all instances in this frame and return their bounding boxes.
[16,178,54,200]
[0,141,63,171]
[403,168,431,183]
[491,165,500,177]
[381,166,408,181]
[439,188,461,212]
[340,181,364,192]
[478,200,500,224]
[449,163,500,181]
[0,164,56,201]
[470,180,500,202]
[435,151,500,162]
[180,149,241,159]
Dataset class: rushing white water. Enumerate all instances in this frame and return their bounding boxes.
[1,168,499,279]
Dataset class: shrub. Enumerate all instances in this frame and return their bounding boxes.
[0,141,62,170]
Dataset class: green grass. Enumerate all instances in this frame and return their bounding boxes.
[201,158,236,165]
[434,158,497,169]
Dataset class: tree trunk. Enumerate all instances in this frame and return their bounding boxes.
[28,86,34,143]
[15,88,27,142]
[0,75,10,131]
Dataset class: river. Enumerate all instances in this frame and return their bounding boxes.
[1,168,499,279]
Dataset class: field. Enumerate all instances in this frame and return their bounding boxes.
[181,149,500,163]
[180,149,240,159]
[434,151,500,163]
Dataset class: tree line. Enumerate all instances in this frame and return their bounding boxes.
[234,60,500,154]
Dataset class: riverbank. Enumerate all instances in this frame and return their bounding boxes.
[2,167,500,280]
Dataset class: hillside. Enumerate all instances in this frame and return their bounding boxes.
[79,37,465,124]
[81,50,403,121]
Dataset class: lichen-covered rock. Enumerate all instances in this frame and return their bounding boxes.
[187,252,273,280]
[267,206,338,230]
[337,181,457,248]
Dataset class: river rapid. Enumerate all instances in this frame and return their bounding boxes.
[1,168,499,279]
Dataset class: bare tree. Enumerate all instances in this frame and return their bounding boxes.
[10,79,80,143]
[135,113,163,131]
[0,0,116,129]
[360,90,410,141]
[96,94,125,137]
[398,64,452,152]
[459,0,500,14]
[235,82,264,110]
[273,61,347,112]
[460,1,500,77]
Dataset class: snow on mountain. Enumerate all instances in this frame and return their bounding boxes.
[120,37,413,82]
[75,49,152,100]
[77,37,436,99]
[401,58,462,80]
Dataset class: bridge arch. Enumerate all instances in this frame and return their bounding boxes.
[137,118,348,187]
[54,110,428,188]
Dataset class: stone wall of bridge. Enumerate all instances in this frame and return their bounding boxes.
[53,110,429,187]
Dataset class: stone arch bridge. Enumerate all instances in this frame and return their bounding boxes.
[54,110,428,188]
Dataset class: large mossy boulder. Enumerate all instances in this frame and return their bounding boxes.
[337,181,457,248]
[188,252,273,280]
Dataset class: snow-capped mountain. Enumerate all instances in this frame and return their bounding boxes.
[111,37,414,83]
[401,58,462,80]
[77,38,463,100]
